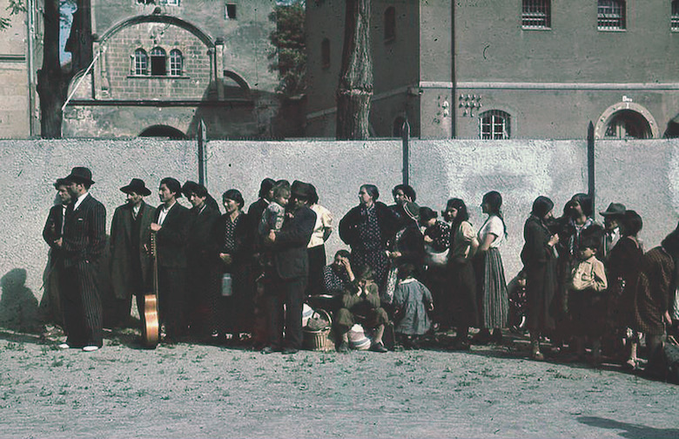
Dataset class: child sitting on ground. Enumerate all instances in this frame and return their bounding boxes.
[393,263,434,349]
[568,233,608,364]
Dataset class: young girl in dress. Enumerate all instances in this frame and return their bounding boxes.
[473,191,509,344]
[393,263,434,349]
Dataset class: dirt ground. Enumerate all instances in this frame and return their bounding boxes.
[0,328,677,439]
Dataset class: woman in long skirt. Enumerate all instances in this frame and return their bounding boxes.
[473,191,509,344]
[445,198,479,348]
[520,196,559,360]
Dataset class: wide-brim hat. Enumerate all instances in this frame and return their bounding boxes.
[64,167,94,185]
[600,202,626,217]
[53,178,69,189]
[403,201,420,221]
[291,180,313,200]
[120,178,151,196]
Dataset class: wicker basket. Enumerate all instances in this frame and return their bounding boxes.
[303,309,334,351]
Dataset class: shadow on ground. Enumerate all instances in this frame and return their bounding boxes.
[577,416,679,439]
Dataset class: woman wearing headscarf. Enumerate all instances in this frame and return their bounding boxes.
[339,184,398,294]
[520,196,559,360]
[474,191,509,344]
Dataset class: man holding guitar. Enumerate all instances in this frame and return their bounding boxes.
[109,179,156,334]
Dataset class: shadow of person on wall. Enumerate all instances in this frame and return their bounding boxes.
[0,269,41,334]
[577,416,679,439]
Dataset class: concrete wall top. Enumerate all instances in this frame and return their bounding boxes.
[2,137,678,307]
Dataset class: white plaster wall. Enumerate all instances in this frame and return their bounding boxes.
[1,138,678,306]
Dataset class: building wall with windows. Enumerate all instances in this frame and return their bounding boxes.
[0,0,41,138]
[305,0,679,140]
[63,0,283,138]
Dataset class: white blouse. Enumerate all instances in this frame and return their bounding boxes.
[478,215,505,248]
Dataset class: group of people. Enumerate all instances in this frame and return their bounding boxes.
[40,169,678,377]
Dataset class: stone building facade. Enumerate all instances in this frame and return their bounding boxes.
[0,0,40,138]
[63,0,283,139]
[305,0,679,140]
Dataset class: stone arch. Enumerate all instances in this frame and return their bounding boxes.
[99,14,215,49]
[223,70,251,92]
[595,101,659,139]
[139,125,186,139]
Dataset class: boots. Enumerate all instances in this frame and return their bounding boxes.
[530,333,544,361]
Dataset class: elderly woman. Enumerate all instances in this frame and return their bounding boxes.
[520,196,559,360]
[211,189,253,342]
[339,184,398,294]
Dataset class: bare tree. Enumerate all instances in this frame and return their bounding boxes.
[335,0,372,140]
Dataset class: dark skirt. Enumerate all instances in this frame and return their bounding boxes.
[351,247,390,293]
[474,248,509,329]
[306,245,327,296]
[524,259,557,332]
[423,265,450,326]
[448,260,478,328]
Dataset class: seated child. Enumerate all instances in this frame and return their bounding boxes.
[568,233,608,363]
[393,263,434,349]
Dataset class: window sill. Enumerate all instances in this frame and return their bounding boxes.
[127,75,191,79]
[597,28,626,32]
[521,26,551,31]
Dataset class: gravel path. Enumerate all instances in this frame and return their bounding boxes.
[0,329,677,439]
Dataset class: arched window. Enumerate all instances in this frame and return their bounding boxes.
[133,49,148,75]
[598,0,625,30]
[384,7,396,41]
[522,0,551,29]
[321,38,330,69]
[604,110,652,139]
[169,49,183,76]
[672,1,679,31]
[150,47,167,76]
[480,110,511,139]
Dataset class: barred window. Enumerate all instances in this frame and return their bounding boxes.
[598,0,625,30]
[480,110,511,140]
[321,38,330,69]
[672,1,679,31]
[158,0,180,5]
[133,49,148,75]
[522,0,551,29]
[150,47,167,76]
[170,49,183,76]
[384,7,396,41]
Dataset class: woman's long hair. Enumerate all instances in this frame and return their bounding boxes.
[483,191,507,237]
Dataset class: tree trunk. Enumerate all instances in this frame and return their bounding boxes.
[336,0,373,140]
[36,0,72,138]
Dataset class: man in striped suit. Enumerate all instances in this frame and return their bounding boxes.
[56,167,107,352]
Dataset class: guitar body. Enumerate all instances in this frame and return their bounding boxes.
[141,231,160,348]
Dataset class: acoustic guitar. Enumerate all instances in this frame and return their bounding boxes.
[141,231,160,348]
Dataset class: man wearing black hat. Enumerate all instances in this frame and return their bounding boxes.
[40,178,72,333]
[261,181,317,354]
[600,202,626,261]
[182,181,220,339]
[150,177,190,343]
[109,178,157,329]
[56,167,106,352]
